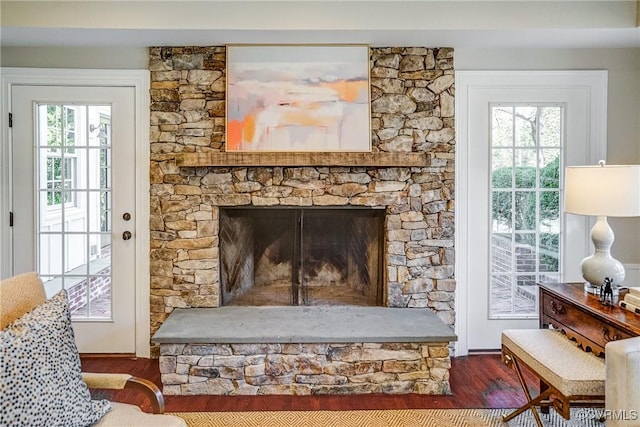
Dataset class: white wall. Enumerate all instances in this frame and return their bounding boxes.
[0,47,148,69]
[2,46,639,266]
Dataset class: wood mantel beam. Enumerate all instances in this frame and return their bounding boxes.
[175,152,430,167]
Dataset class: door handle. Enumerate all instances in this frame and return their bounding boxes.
[122,231,132,240]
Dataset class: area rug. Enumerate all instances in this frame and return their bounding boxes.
[170,408,604,427]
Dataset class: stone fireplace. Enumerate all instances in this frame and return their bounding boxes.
[149,46,456,395]
[220,207,384,306]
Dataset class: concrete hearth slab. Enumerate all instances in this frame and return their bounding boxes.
[153,306,457,344]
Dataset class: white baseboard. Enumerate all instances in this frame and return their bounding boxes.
[624,264,640,288]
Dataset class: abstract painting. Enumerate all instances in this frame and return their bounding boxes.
[226,45,371,152]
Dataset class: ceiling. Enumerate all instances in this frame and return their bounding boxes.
[1,0,639,49]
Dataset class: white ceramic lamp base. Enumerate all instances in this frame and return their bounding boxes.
[580,216,625,293]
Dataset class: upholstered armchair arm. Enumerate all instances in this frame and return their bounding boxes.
[605,336,640,427]
[82,372,165,414]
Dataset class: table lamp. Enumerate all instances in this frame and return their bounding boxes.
[564,161,640,293]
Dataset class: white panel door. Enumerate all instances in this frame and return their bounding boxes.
[456,71,607,352]
[12,85,136,354]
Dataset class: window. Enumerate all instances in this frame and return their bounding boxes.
[36,103,114,314]
[97,121,111,233]
[46,157,75,206]
[489,105,562,317]
[44,105,77,208]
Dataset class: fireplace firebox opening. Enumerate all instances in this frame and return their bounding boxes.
[220,207,385,307]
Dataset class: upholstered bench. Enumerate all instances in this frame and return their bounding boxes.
[501,329,605,427]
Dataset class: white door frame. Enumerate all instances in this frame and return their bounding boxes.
[1,68,151,357]
[454,70,608,356]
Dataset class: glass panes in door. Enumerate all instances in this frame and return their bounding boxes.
[37,104,112,319]
[489,105,562,318]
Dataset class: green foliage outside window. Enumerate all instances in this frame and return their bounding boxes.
[492,155,560,270]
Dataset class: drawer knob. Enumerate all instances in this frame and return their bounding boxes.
[602,327,621,342]
[549,300,565,315]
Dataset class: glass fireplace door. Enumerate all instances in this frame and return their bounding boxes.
[220,207,384,306]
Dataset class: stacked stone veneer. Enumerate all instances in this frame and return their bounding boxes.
[149,46,456,394]
[160,342,451,395]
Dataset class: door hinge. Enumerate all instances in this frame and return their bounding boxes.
[8,113,12,128]
[9,212,13,227]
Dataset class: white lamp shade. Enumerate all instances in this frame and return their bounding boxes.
[564,164,640,217]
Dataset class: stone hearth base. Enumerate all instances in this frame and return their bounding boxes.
[159,341,452,395]
[154,306,456,395]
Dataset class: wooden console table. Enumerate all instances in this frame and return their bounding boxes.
[539,282,640,357]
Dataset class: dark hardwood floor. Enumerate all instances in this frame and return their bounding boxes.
[81,353,537,413]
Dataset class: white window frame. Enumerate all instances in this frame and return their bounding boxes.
[455,70,607,356]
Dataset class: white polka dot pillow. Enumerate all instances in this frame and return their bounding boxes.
[0,289,111,427]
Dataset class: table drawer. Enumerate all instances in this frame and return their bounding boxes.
[541,292,633,352]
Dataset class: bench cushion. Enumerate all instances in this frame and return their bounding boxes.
[502,329,604,397]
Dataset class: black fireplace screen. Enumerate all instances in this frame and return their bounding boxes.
[220,207,384,306]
